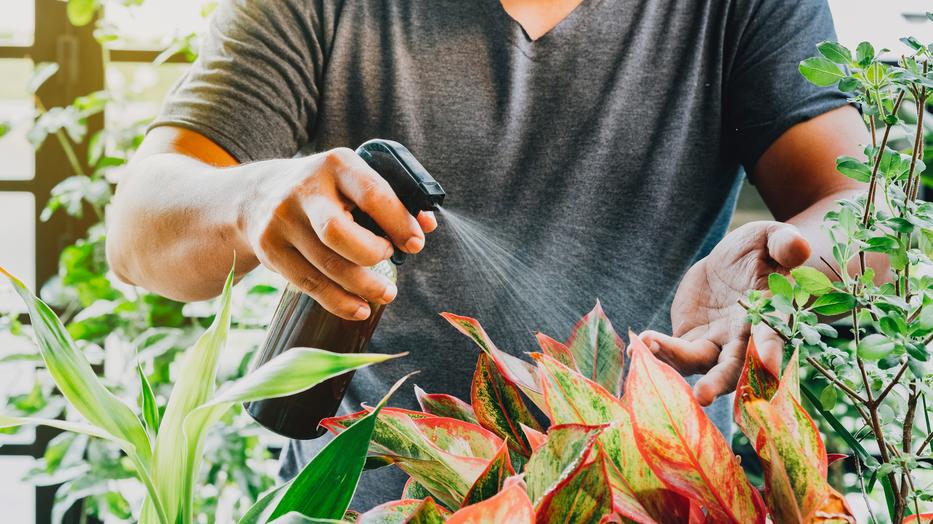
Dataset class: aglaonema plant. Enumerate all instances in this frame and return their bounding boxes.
[0,265,404,524]
[321,304,855,524]
[742,27,933,524]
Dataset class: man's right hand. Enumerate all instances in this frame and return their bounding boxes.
[107,127,436,319]
[239,148,437,320]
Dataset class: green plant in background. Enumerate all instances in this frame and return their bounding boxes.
[1,265,403,524]
[744,24,933,524]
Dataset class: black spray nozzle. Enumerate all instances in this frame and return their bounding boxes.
[354,139,446,264]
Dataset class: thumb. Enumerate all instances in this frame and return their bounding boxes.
[766,224,811,269]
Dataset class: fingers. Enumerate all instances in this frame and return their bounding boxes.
[303,196,395,267]
[273,246,372,320]
[638,331,720,376]
[418,211,438,233]
[766,223,811,268]
[288,222,397,305]
[693,340,746,406]
[325,149,425,254]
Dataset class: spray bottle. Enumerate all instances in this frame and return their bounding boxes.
[245,139,446,439]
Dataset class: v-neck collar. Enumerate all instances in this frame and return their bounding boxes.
[486,0,606,59]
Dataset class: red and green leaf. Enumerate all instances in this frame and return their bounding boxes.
[441,313,545,410]
[524,424,604,503]
[622,333,766,524]
[745,399,830,523]
[536,451,613,524]
[413,415,503,460]
[534,352,681,522]
[521,423,548,453]
[406,497,450,524]
[357,498,451,524]
[462,441,515,506]
[535,332,576,369]
[403,478,433,500]
[472,353,543,457]
[446,482,535,524]
[564,302,626,396]
[733,337,779,432]
[903,515,933,524]
[811,488,856,523]
[415,385,478,424]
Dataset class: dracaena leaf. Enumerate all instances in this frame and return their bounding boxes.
[462,441,515,506]
[415,385,478,424]
[533,353,680,522]
[472,353,543,456]
[744,399,830,523]
[623,333,766,524]
[535,450,613,524]
[524,423,604,504]
[446,482,534,524]
[357,498,451,524]
[564,301,625,396]
[535,332,576,369]
[440,313,546,411]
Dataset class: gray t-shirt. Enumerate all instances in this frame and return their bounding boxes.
[153,0,846,510]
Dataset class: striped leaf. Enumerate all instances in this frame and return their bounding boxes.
[604,454,668,524]
[812,488,856,523]
[440,313,545,411]
[524,424,604,504]
[402,478,434,500]
[623,333,766,523]
[415,386,478,424]
[446,482,534,524]
[534,333,576,369]
[462,440,515,506]
[407,497,449,524]
[564,302,626,396]
[472,353,543,457]
[533,352,680,522]
[733,338,779,432]
[535,450,613,524]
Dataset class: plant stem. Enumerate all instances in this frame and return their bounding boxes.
[35,97,87,179]
[863,91,906,226]
[874,360,909,405]
[854,456,879,524]
[737,299,789,342]
[918,430,933,455]
[820,256,844,281]
[805,356,868,405]
[907,62,928,201]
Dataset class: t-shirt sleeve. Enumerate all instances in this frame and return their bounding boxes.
[723,0,850,173]
[151,0,324,163]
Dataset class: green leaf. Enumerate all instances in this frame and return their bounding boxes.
[264,375,412,522]
[864,236,900,253]
[524,424,603,504]
[819,385,837,410]
[791,267,834,295]
[799,57,845,86]
[471,353,542,457]
[563,301,626,396]
[461,441,514,506]
[857,334,895,361]
[768,273,794,300]
[66,0,99,26]
[900,36,924,52]
[138,366,160,436]
[856,41,875,66]
[835,156,872,183]
[810,292,857,315]
[817,41,852,64]
[837,77,859,92]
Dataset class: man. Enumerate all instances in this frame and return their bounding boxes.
[107,0,870,508]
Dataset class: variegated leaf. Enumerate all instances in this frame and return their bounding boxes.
[415,386,478,424]
[733,338,779,432]
[902,515,933,524]
[770,349,827,477]
[745,399,829,523]
[440,313,545,410]
[356,498,450,524]
[535,332,576,369]
[402,478,433,500]
[406,497,449,524]
[472,353,543,457]
[564,302,626,396]
[811,488,856,523]
[603,461,663,524]
[524,424,604,503]
[446,482,534,524]
[536,450,613,524]
[462,440,515,506]
[623,333,766,524]
[533,353,681,522]
[521,423,547,453]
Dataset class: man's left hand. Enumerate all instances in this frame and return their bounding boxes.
[640,221,811,406]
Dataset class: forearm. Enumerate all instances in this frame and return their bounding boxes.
[106,153,266,301]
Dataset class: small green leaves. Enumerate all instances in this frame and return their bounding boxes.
[791,267,834,296]
[138,366,160,437]
[67,0,100,26]
[819,385,837,410]
[857,334,895,360]
[799,57,846,87]
[768,273,793,300]
[810,293,857,316]
[900,36,924,52]
[817,41,852,64]
[835,156,872,183]
[856,41,875,66]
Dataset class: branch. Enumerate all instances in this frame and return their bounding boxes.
[874,360,910,406]
[806,356,868,404]
[863,90,906,226]
[737,299,790,343]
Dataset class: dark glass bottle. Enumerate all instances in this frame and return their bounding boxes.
[245,139,444,439]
